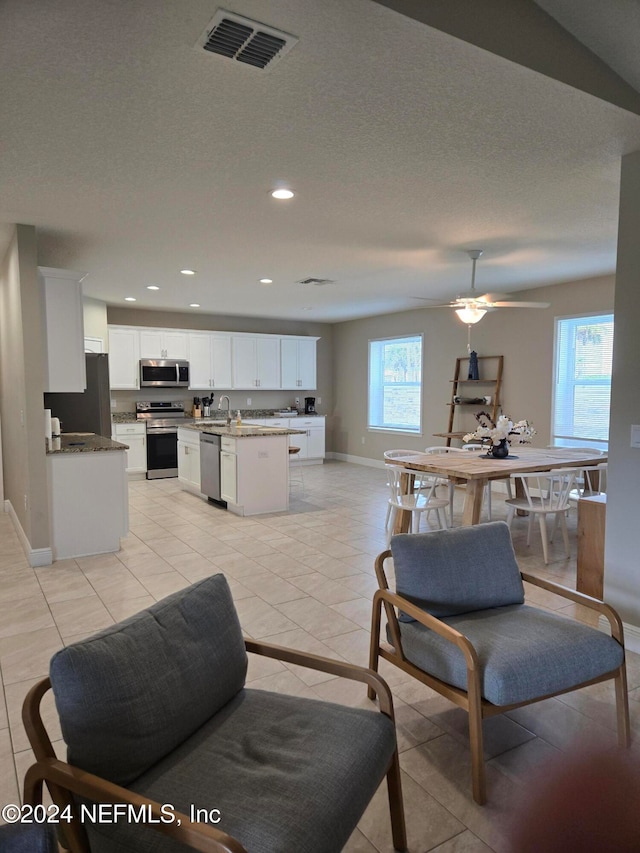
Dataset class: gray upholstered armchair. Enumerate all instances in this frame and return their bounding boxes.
[368,521,630,804]
[22,573,407,852]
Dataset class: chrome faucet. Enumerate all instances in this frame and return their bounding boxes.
[218,395,231,426]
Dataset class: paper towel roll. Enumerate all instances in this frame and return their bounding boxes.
[51,417,61,436]
[44,409,52,441]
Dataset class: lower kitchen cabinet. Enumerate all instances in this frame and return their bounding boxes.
[220,435,288,515]
[220,445,237,504]
[113,423,147,474]
[178,428,202,494]
[288,417,325,462]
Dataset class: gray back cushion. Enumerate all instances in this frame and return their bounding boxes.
[391,521,524,620]
[50,573,247,786]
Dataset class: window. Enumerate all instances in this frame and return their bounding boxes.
[552,314,613,449]
[369,335,422,433]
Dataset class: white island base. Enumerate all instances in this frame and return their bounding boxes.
[47,447,129,560]
[220,434,290,516]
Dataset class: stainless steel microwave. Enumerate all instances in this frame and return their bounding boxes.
[140,359,190,387]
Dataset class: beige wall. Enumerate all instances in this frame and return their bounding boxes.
[605,150,640,631]
[331,274,614,462]
[0,225,50,550]
[83,297,108,345]
[105,306,334,434]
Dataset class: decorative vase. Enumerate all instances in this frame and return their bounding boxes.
[467,350,480,381]
[489,439,509,459]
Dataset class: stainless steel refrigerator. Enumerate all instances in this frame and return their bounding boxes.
[44,353,112,437]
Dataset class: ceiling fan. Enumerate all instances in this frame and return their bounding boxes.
[423,250,550,324]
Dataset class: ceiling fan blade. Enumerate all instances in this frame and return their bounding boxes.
[490,300,550,308]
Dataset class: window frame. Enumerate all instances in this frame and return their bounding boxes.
[367,333,423,435]
[551,311,613,450]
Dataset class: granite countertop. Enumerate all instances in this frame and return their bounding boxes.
[112,412,137,424]
[182,422,306,438]
[46,434,129,454]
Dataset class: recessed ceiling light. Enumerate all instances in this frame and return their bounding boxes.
[271,189,294,200]
[180,269,196,275]
[124,297,136,302]
[146,285,160,291]
[189,303,201,308]
[259,278,273,284]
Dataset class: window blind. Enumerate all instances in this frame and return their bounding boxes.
[368,335,422,433]
[552,314,613,449]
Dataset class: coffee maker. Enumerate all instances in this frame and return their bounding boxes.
[304,397,316,414]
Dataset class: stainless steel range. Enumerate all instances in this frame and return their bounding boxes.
[136,401,192,479]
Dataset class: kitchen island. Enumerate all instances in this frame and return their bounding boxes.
[46,433,129,559]
[178,422,305,516]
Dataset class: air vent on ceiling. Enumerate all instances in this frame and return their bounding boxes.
[297,278,335,286]
[196,9,298,71]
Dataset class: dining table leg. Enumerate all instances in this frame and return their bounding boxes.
[462,479,486,526]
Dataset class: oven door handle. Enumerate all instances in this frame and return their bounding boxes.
[176,363,179,384]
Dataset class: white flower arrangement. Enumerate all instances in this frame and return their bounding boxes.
[463,412,536,446]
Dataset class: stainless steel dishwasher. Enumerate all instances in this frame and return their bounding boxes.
[200,433,226,506]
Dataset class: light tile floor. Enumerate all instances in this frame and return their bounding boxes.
[0,461,637,851]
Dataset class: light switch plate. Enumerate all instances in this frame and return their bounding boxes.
[631,425,640,448]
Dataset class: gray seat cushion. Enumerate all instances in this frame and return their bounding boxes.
[391,603,624,705]
[50,574,247,785]
[391,522,524,622]
[0,823,58,853]
[83,688,397,853]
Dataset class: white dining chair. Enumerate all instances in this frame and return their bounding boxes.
[505,468,578,564]
[385,464,449,546]
[383,449,421,532]
[552,462,607,539]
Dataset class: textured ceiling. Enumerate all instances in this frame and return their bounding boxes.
[1,0,640,322]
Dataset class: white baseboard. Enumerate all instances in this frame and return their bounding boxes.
[599,614,640,654]
[5,500,53,567]
[327,452,385,468]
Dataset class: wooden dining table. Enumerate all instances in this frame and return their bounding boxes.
[389,447,607,530]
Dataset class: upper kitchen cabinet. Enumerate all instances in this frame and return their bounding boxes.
[40,267,87,393]
[139,330,188,360]
[108,327,140,389]
[232,335,280,389]
[280,336,318,390]
[188,333,232,391]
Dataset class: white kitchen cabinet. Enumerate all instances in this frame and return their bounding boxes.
[108,328,140,389]
[188,333,232,390]
[288,417,325,462]
[114,423,147,473]
[40,267,87,393]
[177,427,202,493]
[280,337,318,390]
[232,336,280,389]
[220,442,237,504]
[139,330,188,360]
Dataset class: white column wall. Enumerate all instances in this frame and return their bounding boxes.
[605,149,640,639]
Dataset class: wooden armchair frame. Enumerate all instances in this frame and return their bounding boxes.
[23,638,407,853]
[368,549,630,805]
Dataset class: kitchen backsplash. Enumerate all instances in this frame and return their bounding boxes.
[110,388,321,416]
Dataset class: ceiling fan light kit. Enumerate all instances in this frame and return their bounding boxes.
[443,249,550,325]
[455,305,487,324]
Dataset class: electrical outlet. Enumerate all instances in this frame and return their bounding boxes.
[247,398,252,406]
[110,398,117,409]
[317,397,322,405]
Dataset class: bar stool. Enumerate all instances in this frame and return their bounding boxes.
[289,445,305,494]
